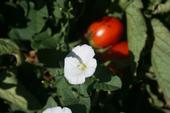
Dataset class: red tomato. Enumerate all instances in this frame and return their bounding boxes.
[85,16,123,48]
[97,41,129,62]
[109,41,129,58]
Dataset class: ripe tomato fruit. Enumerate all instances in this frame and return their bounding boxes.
[85,16,123,48]
[97,41,129,62]
[109,41,129,58]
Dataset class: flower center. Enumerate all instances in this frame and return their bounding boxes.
[77,63,87,71]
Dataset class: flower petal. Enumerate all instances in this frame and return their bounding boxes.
[84,58,97,77]
[72,44,95,61]
[43,106,62,113]
[64,44,97,85]
[64,57,86,84]
[67,73,86,85]
[62,107,72,113]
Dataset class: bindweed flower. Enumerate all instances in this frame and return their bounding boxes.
[64,44,97,85]
[42,106,72,113]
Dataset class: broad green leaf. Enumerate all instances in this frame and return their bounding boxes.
[94,76,122,91]
[71,84,90,113]
[0,39,20,55]
[149,0,162,5]
[119,0,134,10]
[0,72,41,112]
[126,0,147,63]
[9,2,47,40]
[55,77,90,113]
[0,39,21,65]
[152,0,170,14]
[151,19,170,101]
[31,30,67,50]
[93,64,122,91]
[43,97,57,108]
[56,77,79,105]
[48,68,64,76]
[54,0,65,19]
[147,0,163,12]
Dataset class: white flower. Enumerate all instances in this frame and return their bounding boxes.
[64,44,97,85]
[42,106,72,113]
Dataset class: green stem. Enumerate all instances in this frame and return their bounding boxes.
[69,39,82,48]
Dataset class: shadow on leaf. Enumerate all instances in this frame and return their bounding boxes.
[68,104,86,113]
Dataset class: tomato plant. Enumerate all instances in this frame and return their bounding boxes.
[85,16,124,48]
[1,0,170,113]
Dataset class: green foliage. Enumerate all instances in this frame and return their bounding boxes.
[0,39,21,66]
[126,0,147,64]
[151,19,170,101]
[0,0,170,113]
[94,76,121,92]
[31,30,67,50]
[0,39,20,55]
[55,77,90,113]
[0,72,41,112]
[94,65,122,91]
[37,97,57,113]
[9,2,47,40]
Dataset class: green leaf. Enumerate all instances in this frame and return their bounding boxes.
[94,64,113,82]
[126,0,147,63]
[94,76,122,91]
[0,39,20,55]
[93,64,122,91]
[55,77,90,113]
[9,2,47,40]
[37,97,57,113]
[30,0,46,10]
[19,0,29,15]
[71,84,90,113]
[147,0,162,12]
[54,0,65,19]
[146,84,164,107]
[119,0,134,10]
[152,1,170,14]
[31,30,67,50]
[0,72,41,112]
[56,77,79,105]
[149,0,162,5]
[151,19,170,101]
[42,97,57,108]
[0,39,21,65]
